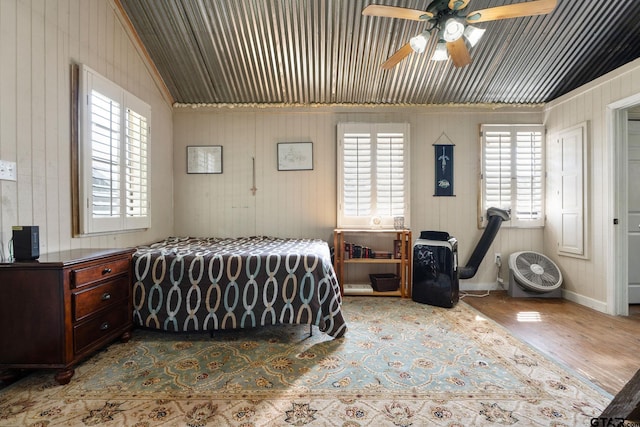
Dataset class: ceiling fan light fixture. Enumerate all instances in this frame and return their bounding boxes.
[409,31,429,53]
[463,25,485,47]
[431,41,449,61]
[443,18,465,42]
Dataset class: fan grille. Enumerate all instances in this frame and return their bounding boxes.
[509,251,562,293]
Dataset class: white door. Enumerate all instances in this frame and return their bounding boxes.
[558,124,586,256]
[628,121,640,304]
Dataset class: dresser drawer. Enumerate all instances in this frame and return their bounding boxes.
[72,257,130,288]
[73,305,130,354]
[73,276,130,321]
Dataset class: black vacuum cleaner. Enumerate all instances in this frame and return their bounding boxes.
[412,207,510,308]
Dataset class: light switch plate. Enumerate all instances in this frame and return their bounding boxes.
[0,160,17,181]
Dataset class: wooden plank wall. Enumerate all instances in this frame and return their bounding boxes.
[545,58,640,311]
[173,106,545,288]
[8,0,639,305]
[0,0,174,256]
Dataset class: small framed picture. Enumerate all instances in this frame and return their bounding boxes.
[277,142,313,171]
[187,145,223,174]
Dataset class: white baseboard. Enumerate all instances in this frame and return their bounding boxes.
[629,285,640,304]
[561,289,608,314]
[460,281,504,292]
[461,281,609,314]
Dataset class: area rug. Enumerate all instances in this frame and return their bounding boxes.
[0,297,610,426]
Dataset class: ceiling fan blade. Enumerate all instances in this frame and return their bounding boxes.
[447,38,472,68]
[466,0,557,23]
[362,5,433,21]
[381,43,414,70]
[448,0,470,11]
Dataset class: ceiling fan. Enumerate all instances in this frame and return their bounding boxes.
[363,0,557,69]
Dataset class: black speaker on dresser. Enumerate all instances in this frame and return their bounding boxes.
[12,226,40,261]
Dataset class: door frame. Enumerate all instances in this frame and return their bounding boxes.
[608,92,640,315]
[627,121,640,304]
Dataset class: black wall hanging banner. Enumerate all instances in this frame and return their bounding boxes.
[434,144,454,196]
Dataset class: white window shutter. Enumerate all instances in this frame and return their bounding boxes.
[338,123,410,229]
[80,65,151,234]
[376,132,406,218]
[124,94,151,230]
[483,129,512,214]
[342,132,372,217]
[481,124,544,228]
[89,89,122,221]
[515,130,544,222]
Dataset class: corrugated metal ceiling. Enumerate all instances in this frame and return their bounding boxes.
[117,0,640,106]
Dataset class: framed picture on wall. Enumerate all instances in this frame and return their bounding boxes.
[187,145,223,174]
[277,142,313,171]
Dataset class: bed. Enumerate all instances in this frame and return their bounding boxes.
[132,236,346,338]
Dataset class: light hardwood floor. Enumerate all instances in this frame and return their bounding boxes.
[463,290,640,396]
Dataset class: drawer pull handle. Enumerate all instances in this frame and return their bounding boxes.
[100,322,110,331]
[101,293,111,301]
[102,268,112,275]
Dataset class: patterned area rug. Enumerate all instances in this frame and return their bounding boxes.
[0,297,610,426]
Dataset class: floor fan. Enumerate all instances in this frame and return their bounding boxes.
[508,251,563,298]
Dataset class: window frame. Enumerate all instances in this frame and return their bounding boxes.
[480,124,545,228]
[77,65,151,235]
[337,122,410,229]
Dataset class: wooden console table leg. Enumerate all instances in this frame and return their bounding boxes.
[0,369,23,385]
[54,368,75,385]
[120,330,132,343]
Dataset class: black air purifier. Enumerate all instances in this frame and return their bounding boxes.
[12,226,40,261]
[412,232,459,308]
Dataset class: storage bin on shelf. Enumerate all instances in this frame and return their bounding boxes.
[369,273,400,292]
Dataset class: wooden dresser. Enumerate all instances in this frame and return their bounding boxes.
[0,248,135,384]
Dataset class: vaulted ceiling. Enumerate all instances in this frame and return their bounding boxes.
[117,0,640,107]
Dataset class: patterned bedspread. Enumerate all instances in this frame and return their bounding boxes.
[132,236,346,338]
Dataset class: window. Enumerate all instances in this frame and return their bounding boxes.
[78,65,150,234]
[480,124,544,228]
[337,123,410,229]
